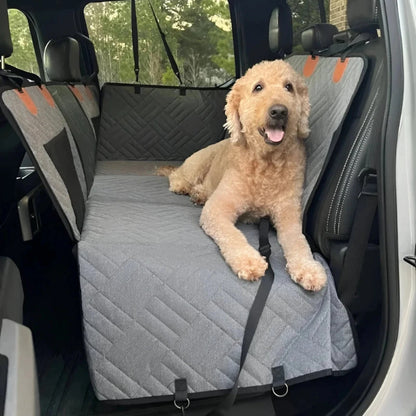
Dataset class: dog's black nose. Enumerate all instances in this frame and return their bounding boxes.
[268,105,288,120]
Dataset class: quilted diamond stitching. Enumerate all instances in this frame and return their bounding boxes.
[97,86,227,161]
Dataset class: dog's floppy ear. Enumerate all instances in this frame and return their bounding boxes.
[224,82,243,143]
[296,75,311,139]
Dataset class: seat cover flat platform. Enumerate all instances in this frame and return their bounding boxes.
[79,176,357,401]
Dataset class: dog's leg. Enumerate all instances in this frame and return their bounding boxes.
[271,201,327,291]
[200,176,268,281]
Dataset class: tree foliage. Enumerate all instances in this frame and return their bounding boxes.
[6,9,39,75]
[5,1,332,86]
[84,0,235,87]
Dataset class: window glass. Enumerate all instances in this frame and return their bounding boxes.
[288,0,331,53]
[6,9,39,75]
[84,0,235,87]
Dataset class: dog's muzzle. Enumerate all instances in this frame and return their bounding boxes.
[259,105,288,145]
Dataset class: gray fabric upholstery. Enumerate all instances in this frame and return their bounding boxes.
[69,84,100,136]
[97,86,227,161]
[1,86,86,239]
[79,175,357,401]
[47,84,96,192]
[78,56,365,401]
[0,54,365,402]
[286,55,365,208]
[96,160,181,176]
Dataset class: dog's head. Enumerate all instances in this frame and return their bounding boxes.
[224,60,310,151]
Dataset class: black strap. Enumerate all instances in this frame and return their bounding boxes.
[0,70,24,90]
[148,1,183,85]
[131,0,139,83]
[207,217,274,416]
[338,169,378,310]
[326,32,373,58]
[5,64,42,87]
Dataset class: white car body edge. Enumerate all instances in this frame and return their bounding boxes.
[364,0,416,414]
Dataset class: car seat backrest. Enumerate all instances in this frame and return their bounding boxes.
[44,37,101,136]
[306,0,385,264]
[44,37,99,193]
[283,23,367,211]
[0,30,89,240]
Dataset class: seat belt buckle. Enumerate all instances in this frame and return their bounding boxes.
[358,168,377,197]
[259,243,271,259]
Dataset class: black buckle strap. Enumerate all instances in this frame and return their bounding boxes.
[174,378,190,414]
[207,217,275,415]
[258,217,271,259]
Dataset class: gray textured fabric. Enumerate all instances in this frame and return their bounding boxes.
[1,86,84,239]
[78,58,365,401]
[96,160,181,176]
[71,84,100,136]
[97,85,227,161]
[47,84,96,192]
[286,56,365,208]
[79,179,357,401]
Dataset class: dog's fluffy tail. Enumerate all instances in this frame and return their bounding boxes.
[156,165,178,177]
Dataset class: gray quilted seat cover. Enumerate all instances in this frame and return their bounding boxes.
[79,173,357,401]
[97,86,228,161]
[0,56,365,402]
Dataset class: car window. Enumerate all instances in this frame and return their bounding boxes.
[84,0,235,87]
[6,9,39,75]
[289,0,349,53]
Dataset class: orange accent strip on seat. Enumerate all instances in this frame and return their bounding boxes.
[303,55,319,78]
[84,85,94,100]
[39,87,55,108]
[333,58,349,83]
[14,88,37,115]
[69,85,84,102]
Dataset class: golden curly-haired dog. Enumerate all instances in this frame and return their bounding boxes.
[158,60,327,291]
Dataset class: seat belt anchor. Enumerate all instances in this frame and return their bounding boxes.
[358,168,377,197]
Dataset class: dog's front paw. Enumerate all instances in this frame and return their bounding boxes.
[189,184,208,205]
[287,260,327,291]
[229,250,268,281]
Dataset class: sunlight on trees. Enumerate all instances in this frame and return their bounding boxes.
[4,1,330,86]
[84,0,235,87]
[6,9,39,75]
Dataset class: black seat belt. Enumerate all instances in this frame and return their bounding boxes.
[148,1,183,86]
[130,0,140,87]
[206,217,275,416]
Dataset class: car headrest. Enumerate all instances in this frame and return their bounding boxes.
[301,24,339,53]
[269,4,293,56]
[44,37,82,82]
[0,0,13,61]
[347,0,379,33]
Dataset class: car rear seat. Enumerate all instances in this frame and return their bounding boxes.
[0,1,373,404]
[307,0,385,303]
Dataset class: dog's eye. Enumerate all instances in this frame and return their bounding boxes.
[253,84,263,92]
[284,82,294,93]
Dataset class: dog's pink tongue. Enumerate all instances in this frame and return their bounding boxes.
[266,128,284,143]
